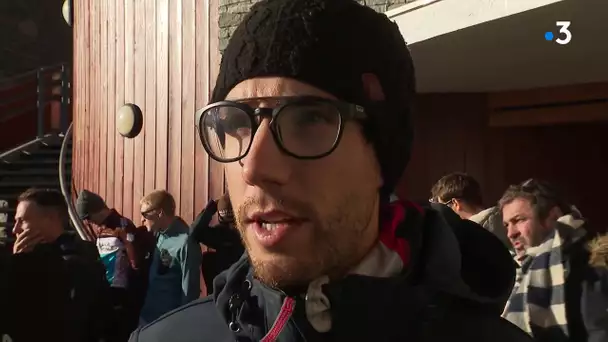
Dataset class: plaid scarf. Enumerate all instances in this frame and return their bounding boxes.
[502,215,586,340]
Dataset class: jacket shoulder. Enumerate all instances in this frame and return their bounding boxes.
[130,297,234,342]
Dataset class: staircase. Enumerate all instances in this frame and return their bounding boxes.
[0,64,72,248]
[0,135,72,241]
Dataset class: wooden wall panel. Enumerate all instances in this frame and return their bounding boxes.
[114,0,126,211]
[106,0,117,208]
[207,0,224,202]
[155,0,169,191]
[72,0,82,193]
[123,0,135,221]
[133,0,147,221]
[99,0,108,202]
[73,0,221,225]
[181,0,196,223]
[194,0,210,212]
[91,0,100,196]
[167,0,183,218]
[83,0,91,197]
[143,0,157,204]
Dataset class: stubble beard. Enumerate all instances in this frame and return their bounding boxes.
[235,192,377,290]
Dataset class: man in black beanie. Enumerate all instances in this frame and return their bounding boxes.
[77,189,153,340]
[130,0,532,341]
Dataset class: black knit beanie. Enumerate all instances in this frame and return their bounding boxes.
[212,0,415,196]
[76,190,107,220]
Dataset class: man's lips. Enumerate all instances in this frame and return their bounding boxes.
[512,240,524,250]
[245,210,307,248]
[245,209,301,223]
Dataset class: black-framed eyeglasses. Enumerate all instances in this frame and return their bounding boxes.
[195,96,368,163]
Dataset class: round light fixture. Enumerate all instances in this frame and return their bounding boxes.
[117,103,143,138]
[62,0,72,26]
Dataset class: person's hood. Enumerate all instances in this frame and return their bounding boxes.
[469,207,498,225]
[422,202,515,307]
[210,199,516,340]
[469,206,511,250]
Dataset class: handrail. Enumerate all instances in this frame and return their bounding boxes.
[59,124,93,241]
[0,63,65,88]
[0,135,50,161]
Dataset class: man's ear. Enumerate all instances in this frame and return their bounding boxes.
[361,73,385,102]
[545,206,563,227]
[452,198,462,212]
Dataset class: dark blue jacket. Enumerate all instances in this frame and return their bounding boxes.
[139,218,202,325]
[129,203,533,342]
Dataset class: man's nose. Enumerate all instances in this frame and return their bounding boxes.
[12,222,22,235]
[507,224,519,240]
[241,120,291,187]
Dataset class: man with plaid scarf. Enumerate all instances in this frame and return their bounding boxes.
[501,179,608,342]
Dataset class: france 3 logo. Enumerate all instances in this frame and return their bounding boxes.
[545,21,572,45]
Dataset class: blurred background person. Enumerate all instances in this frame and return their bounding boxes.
[501,179,608,342]
[191,193,244,294]
[431,172,510,249]
[77,189,153,341]
[138,190,202,325]
[10,188,112,342]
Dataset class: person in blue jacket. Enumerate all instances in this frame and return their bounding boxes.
[137,189,202,326]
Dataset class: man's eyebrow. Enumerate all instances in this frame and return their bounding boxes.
[508,214,526,222]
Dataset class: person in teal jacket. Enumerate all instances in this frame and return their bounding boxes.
[137,190,202,325]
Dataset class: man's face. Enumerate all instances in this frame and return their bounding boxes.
[13,201,54,240]
[224,77,383,289]
[140,204,162,232]
[502,197,553,257]
[87,211,105,226]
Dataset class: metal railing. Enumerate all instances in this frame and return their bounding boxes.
[60,122,93,241]
[0,63,72,158]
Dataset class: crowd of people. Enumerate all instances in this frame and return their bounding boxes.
[0,187,243,342]
[430,173,608,342]
[1,0,607,341]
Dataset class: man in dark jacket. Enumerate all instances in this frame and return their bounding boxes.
[1,241,73,342]
[129,0,532,341]
[6,188,112,342]
[501,179,608,342]
[191,194,244,293]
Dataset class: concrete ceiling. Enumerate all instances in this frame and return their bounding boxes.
[390,0,608,93]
